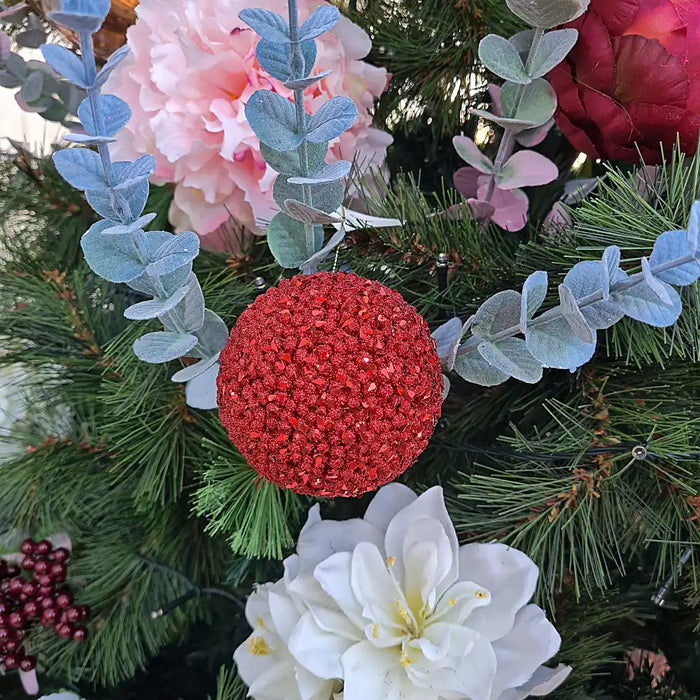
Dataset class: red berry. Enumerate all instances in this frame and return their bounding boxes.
[20,556,35,571]
[8,612,24,629]
[0,615,6,627]
[0,581,9,594]
[5,565,19,577]
[54,622,72,638]
[72,626,88,642]
[33,560,49,576]
[41,608,58,625]
[0,627,11,640]
[49,563,66,581]
[21,582,37,598]
[34,540,52,556]
[19,655,36,671]
[76,605,90,620]
[4,638,19,653]
[4,653,19,669]
[51,548,70,564]
[65,606,80,623]
[18,540,34,556]
[14,629,24,641]
[22,601,38,618]
[55,592,72,609]
[38,584,54,596]
[0,601,7,615]
[8,578,24,595]
[40,596,55,609]
[36,575,52,588]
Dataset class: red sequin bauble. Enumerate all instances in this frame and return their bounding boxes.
[217,272,443,497]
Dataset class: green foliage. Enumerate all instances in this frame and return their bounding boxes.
[344,0,523,136]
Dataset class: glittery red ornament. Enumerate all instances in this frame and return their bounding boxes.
[217,272,443,497]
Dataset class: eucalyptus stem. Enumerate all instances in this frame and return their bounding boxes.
[457,252,696,356]
[287,0,316,258]
[483,27,545,204]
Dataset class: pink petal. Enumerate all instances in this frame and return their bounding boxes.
[516,119,554,147]
[497,151,559,190]
[453,166,480,198]
[476,182,529,232]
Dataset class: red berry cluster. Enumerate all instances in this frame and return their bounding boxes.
[217,272,444,497]
[0,539,90,673]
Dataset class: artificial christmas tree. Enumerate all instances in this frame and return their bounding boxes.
[2,0,700,698]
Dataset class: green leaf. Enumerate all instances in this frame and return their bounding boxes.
[500,78,557,129]
[478,34,530,84]
[506,0,590,29]
[267,212,315,268]
[477,337,543,383]
[528,28,578,78]
[453,349,510,387]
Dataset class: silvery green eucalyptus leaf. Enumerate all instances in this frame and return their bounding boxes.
[238,8,290,43]
[453,351,510,387]
[306,96,358,143]
[300,227,346,274]
[78,94,131,136]
[171,354,220,384]
[650,230,700,285]
[260,140,327,175]
[267,213,319,269]
[558,284,595,343]
[133,331,198,364]
[41,44,88,87]
[471,289,521,340]
[124,285,190,321]
[191,310,230,358]
[527,28,578,78]
[288,160,351,185]
[285,69,332,90]
[245,90,301,151]
[256,38,316,82]
[298,5,340,41]
[284,199,338,225]
[506,0,590,29]
[478,34,530,84]
[48,0,111,33]
[477,338,543,384]
[53,148,107,190]
[501,78,557,128]
[273,175,344,215]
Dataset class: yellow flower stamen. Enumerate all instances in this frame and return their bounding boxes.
[401,652,414,667]
[256,617,265,628]
[474,589,488,600]
[372,624,379,639]
[247,636,270,656]
[386,556,396,568]
[448,598,457,606]
[394,599,412,626]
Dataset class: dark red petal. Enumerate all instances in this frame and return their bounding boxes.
[613,35,688,107]
[548,62,589,124]
[571,10,616,94]
[554,109,601,159]
[627,102,700,158]
[593,0,640,34]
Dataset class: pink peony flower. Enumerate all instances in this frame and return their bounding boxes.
[105,0,391,246]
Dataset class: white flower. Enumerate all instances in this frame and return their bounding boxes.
[0,363,29,462]
[234,576,341,700]
[235,485,570,700]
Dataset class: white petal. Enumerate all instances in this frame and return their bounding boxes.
[384,487,459,595]
[298,517,384,572]
[269,590,302,643]
[402,519,455,610]
[295,665,340,700]
[234,631,297,700]
[508,664,572,698]
[342,641,429,700]
[245,583,275,631]
[288,611,352,680]
[489,605,562,699]
[363,483,417,531]
[406,623,496,700]
[459,543,539,640]
[350,542,412,633]
[314,551,365,629]
[431,580,492,625]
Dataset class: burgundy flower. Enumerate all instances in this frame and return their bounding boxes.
[549,0,700,163]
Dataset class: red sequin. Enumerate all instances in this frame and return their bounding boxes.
[217,272,443,498]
